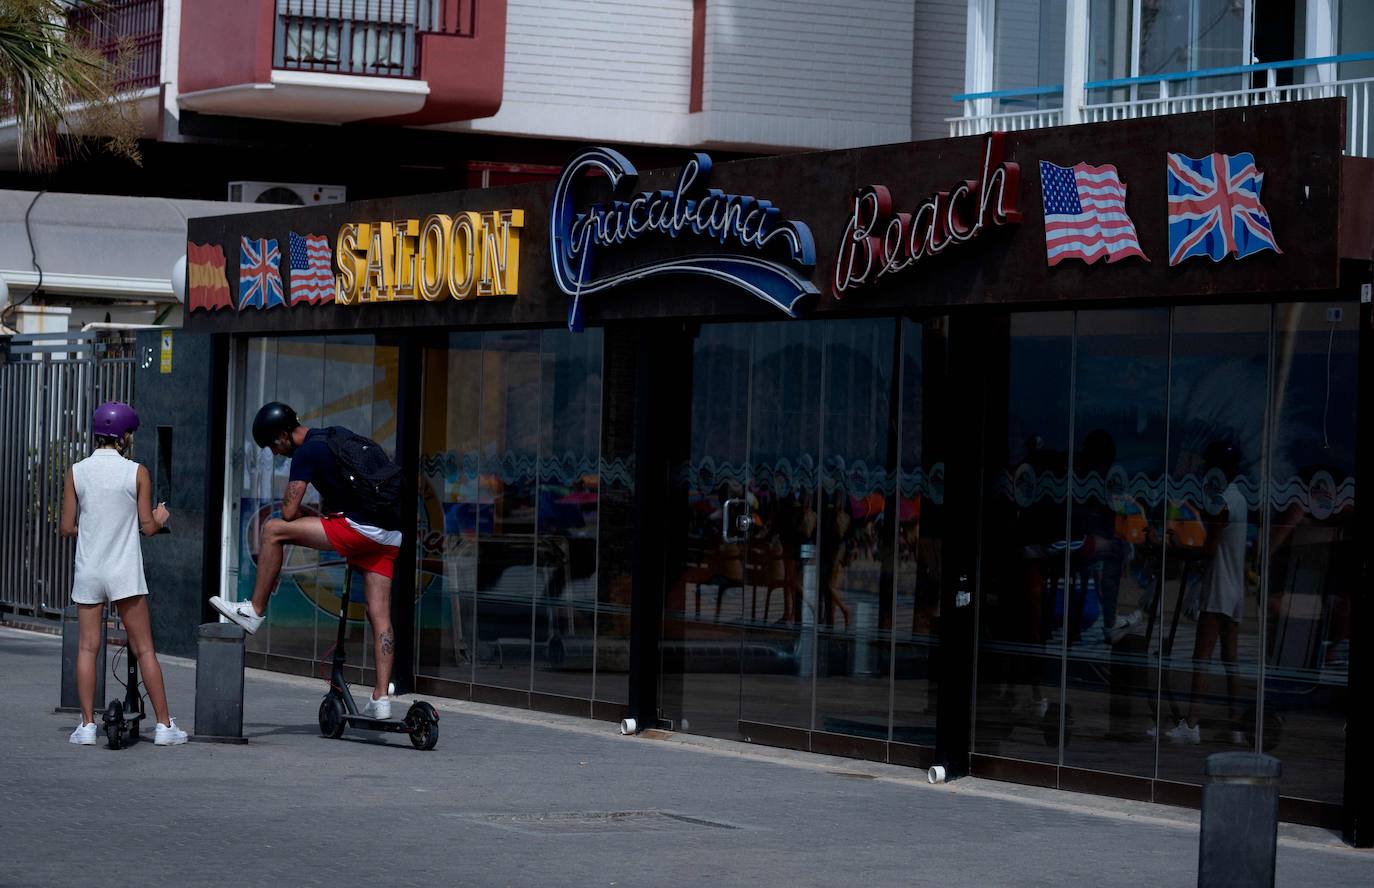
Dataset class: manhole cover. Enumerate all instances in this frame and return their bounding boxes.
[459,811,739,835]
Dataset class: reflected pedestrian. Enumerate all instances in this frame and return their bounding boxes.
[1167,440,1248,745]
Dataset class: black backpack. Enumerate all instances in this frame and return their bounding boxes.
[321,427,404,531]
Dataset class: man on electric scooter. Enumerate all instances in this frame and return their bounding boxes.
[210,402,404,719]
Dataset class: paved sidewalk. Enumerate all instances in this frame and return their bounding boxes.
[1,626,1369,887]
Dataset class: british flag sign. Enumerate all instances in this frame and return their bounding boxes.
[1166,152,1281,266]
[239,236,285,310]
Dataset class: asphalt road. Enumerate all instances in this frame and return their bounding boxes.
[1,625,1369,887]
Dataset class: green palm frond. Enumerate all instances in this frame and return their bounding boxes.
[0,1,139,172]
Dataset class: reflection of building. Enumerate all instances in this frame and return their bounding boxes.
[136,95,1372,846]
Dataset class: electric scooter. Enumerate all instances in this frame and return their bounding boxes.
[101,632,144,749]
[318,567,440,750]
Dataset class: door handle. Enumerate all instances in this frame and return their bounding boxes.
[723,498,752,542]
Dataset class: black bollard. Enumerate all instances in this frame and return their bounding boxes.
[1198,752,1281,888]
[56,605,105,714]
[192,622,247,743]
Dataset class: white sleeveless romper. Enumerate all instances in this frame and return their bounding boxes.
[70,449,149,604]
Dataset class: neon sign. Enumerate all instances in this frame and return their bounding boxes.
[833,133,1022,296]
[550,147,819,331]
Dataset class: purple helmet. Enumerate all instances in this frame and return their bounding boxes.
[93,402,139,439]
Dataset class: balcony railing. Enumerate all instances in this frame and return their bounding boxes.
[949,53,1374,158]
[0,1,162,118]
[67,0,164,93]
[274,0,476,79]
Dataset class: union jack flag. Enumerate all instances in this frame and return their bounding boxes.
[1166,152,1281,266]
[239,236,284,310]
[288,231,334,305]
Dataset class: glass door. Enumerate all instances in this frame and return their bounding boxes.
[658,317,940,758]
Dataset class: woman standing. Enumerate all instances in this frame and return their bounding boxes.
[60,402,186,746]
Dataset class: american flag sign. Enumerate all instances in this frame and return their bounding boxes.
[1166,152,1281,266]
[239,236,284,310]
[288,231,335,305]
[1039,160,1147,266]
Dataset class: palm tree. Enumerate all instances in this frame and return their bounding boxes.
[0,0,138,172]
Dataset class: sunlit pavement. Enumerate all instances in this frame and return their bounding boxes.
[2,625,1368,888]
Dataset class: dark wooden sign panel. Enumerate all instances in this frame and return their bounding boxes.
[186,99,1347,336]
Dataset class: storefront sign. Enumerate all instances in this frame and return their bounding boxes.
[550,147,818,331]
[334,210,524,305]
[833,132,1022,296]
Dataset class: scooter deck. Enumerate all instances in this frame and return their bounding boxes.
[342,713,411,734]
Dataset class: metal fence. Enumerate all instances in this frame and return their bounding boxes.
[0,332,138,617]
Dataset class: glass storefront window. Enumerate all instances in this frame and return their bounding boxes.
[1263,303,1356,806]
[414,329,609,706]
[1156,305,1269,784]
[965,302,1354,808]
[891,318,946,752]
[974,312,1074,767]
[227,335,399,670]
[416,332,482,685]
[662,318,913,749]
[812,319,896,745]
[1061,309,1169,780]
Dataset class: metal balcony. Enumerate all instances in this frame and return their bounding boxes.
[67,0,164,93]
[273,0,476,80]
[949,53,1374,158]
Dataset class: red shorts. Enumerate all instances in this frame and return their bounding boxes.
[321,515,400,580]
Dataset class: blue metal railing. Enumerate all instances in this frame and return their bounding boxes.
[952,51,1374,104]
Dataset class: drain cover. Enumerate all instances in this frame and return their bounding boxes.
[461,811,739,835]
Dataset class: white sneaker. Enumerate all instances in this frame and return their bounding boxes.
[154,718,188,746]
[210,596,263,634]
[361,696,391,720]
[69,721,96,745]
[1105,610,1143,643]
[1166,719,1201,745]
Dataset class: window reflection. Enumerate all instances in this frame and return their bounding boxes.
[1061,310,1168,778]
[228,336,398,674]
[1156,306,1267,780]
[1264,303,1356,805]
[975,312,1074,765]
[414,329,605,707]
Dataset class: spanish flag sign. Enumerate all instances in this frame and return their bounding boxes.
[187,241,232,312]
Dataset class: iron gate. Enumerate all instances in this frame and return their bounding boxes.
[0,331,138,616]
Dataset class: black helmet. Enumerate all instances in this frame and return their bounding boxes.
[252,401,299,449]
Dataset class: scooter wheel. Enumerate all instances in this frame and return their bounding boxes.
[319,694,346,739]
[103,701,124,750]
[406,702,439,751]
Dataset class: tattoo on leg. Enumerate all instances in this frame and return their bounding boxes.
[380,629,394,658]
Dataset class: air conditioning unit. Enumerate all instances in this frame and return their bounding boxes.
[227,181,347,206]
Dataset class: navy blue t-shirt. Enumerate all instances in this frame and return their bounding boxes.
[288,428,371,526]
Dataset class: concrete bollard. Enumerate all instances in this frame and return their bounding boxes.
[56,605,105,714]
[192,622,247,743]
[1198,752,1281,888]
